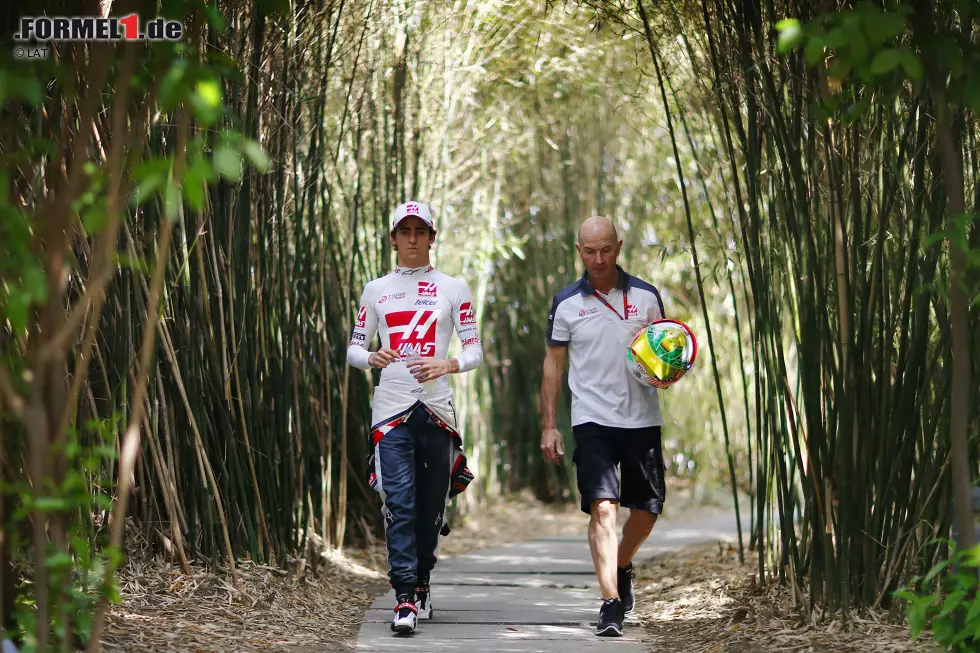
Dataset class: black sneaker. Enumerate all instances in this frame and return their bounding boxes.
[595,598,624,637]
[391,593,418,634]
[414,583,432,620]
[618,562,635,614]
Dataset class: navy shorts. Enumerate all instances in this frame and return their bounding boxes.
[571,422,666,515]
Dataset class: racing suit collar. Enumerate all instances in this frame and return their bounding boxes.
[394,264,434,276]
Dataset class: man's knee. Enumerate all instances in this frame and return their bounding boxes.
[589,499,618,531]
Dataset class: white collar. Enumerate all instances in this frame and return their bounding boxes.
[394,264,433,276]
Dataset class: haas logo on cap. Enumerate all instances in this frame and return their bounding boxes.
[418,281,437,297]
[459,302,476,326]
[405,203,419,213]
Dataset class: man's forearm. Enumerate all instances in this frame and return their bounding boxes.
[539,359,561,429]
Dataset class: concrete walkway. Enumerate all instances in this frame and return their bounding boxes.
[355,511,741,652]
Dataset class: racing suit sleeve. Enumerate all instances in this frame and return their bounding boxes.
[346,284,379,370]
[451,281,484,373]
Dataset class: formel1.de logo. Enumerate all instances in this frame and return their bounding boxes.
[14,15,183,42]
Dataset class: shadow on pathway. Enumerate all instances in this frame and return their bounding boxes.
[356,511,742,652]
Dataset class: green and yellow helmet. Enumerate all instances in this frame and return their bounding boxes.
[626,319,698,389]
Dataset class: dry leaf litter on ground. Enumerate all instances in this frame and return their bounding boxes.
[634,540,931,653]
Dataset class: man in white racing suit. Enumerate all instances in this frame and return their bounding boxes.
[346,200,483,635]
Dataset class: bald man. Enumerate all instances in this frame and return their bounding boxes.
[539,216,667,637]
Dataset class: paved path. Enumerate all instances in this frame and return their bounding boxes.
[355,510,742,652]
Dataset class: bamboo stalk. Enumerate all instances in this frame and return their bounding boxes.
[638,0,744,560]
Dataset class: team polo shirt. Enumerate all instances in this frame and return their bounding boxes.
[548,266,666,429]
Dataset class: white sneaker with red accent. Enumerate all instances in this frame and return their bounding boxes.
[415,584,433,620]
[391,595,418,634]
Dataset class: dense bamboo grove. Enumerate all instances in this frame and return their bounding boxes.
[610,0,980,610]
[1,0,978,649]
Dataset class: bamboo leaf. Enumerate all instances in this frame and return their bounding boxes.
[164,182,181,221]
[898,51,923,81]
[184,156,214,213]
[961,544,980,567]
[82,201,108,234]
[205,3,227,31]
[46,552,74,571]
[158,59,189,109]
[214,146,242,181]
[775,19,804,53]
[241,139,270,173]
[957,571,979,589]
[5,288,31,332]
[17,76,43,106]
[23,263,47,303]
[924,559,950,583]
[941,591,967,617]
[965,596,980,623]
[939,41,964,78]
[924,229,952,247]
[191,78,223,126]
[908,597,934,639]
[805,37,826,66]
[864,11,906,45]
[933,617,956,642]
[870,48,902,75]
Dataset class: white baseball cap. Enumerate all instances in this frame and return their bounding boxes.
[392,201,435,232]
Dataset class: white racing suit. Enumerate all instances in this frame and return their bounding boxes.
[346,264,483,596]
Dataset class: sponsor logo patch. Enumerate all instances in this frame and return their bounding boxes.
[626,303,638,318]
[459,302,476,326]
[461,336,481,347]
[385,309,442,357]
[418,281,437,297]
[416,299,438,306]
[579,307,599,317]
[356,306,367,328]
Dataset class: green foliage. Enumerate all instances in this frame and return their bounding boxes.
[0,170,46,335]
[4,418,121,652]
[776,2,919,86]
[895,540,980,649]
[775,19,802,53]
[1,15,272,649]
[776,0,980,115]
[925,213,980,305]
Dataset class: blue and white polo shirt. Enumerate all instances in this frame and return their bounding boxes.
[548,266,666,429]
